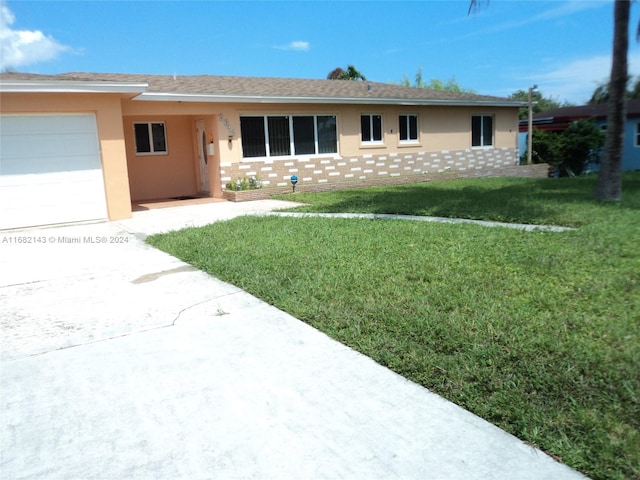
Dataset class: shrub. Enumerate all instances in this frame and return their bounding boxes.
[528,119,605,176]
[225,176,262,191]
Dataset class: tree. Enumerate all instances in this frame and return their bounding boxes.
[593,0,631,201]
[589,83,611,105]
[587,76,640,104]
[327,65,366,81]
[469,0,638,201]
[529,129,561,166]
[399,67,475,92]
[399,66,428,88]
[327,67,344,80]
[528,120,605,176]
[559,120,606,176]
[629,78,640,100]
[509,89,571,120]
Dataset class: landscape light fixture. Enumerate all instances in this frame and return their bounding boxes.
[290,175,298,193]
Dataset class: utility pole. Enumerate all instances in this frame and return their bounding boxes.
[527,85,538,165]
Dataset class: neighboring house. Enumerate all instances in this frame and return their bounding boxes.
[518,100,640,171]
[0,72,524,230]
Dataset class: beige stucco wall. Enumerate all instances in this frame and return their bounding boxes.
[421,106,518,151]
[0,92,133,220]
[211,103,520,189]
[208,102,519,161]
[122,101,226,199]
[2,93,520,210]
[123,115,200,201]
[119,98,520,193]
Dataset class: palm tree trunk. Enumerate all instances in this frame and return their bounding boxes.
[593,0,629,201]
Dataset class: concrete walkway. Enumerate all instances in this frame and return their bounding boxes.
[261,211,575,232]
[0,200,587,479]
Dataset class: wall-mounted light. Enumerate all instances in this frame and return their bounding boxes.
[228,135,233,147]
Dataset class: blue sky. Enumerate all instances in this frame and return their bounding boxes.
[1,0,639,104]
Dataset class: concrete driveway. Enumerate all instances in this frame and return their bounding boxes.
[0,200,587,479]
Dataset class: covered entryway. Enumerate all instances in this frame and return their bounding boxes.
[0,114,108,230]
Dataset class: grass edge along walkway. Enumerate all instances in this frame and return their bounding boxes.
[260,211,575,232]
[148,174,640,480]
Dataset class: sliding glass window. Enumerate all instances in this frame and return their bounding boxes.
[240,115,338,158]
[240,117,266,157]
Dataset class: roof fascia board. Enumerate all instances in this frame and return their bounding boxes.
[519,116,555,125]
[134,92,523,107]
[0,80,148,94]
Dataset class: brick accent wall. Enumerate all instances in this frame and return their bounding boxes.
[222,161,550,202]
[220,147,518,192]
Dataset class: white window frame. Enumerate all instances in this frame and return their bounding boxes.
[471,114,494,148]
[266,115,291,157]
[361,114,384,145]
[398,113,419,144]
[133,121,168,156]
[239,114,339,159]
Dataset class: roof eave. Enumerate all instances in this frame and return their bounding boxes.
[0,80,148,94]
[519,116,555,126]
[134,91,521,107]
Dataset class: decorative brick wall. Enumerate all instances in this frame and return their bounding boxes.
[220,147,518,192]
[221,155,549,202]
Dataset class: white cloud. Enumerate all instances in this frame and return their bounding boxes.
[531,0,608,22]
[0,0,70,70]
[274,40,310,52]
[458,0,609,40]
[527,54,640,104]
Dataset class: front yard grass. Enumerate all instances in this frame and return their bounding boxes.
[147,174,639,480]
[271,175,617,227]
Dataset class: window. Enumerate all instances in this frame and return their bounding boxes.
[636,123,640,147]
[471,115,493,147]
[317,116,338,154]
[361,114,383,143]
[134,122,167,155]
[399,114,418,142]
[240,115,338,158]
[268,116,291,156]
[293,116,315,155]
[240,117,266,157]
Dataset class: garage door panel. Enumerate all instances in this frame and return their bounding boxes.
[1,132,99,161]
[0,114,99,135]
[1,170,105,189]
[2,131,100,153]
[0,114,108,230]
[2,153,103,175]
[1,135,99,159]
[0,171,107,229]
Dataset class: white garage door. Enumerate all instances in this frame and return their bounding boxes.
[0,114,108,230]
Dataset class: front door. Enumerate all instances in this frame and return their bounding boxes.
[196,120,210,192]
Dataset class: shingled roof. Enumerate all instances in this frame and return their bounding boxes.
[0,71,523,107]
[518,100,640,132]
[532,100,640,120]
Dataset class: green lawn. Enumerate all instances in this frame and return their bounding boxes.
[148,174,640,480]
